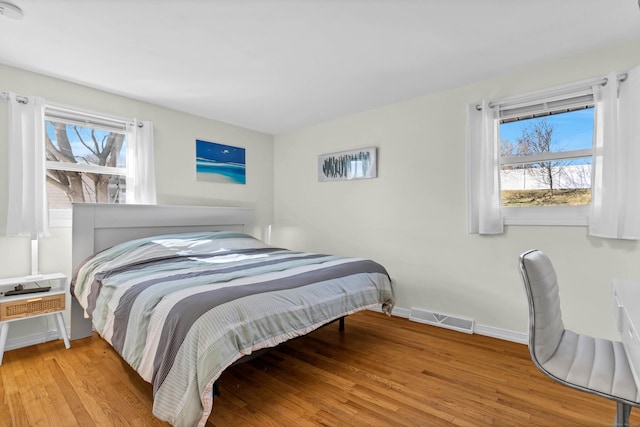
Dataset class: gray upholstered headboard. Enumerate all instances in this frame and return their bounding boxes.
[71,203,254,269]
[69,203,255,339]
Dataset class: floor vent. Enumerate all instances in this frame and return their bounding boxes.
[409,307,475,334]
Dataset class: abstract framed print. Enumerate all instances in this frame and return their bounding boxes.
[318,147,377,182]
[196,139,246,184]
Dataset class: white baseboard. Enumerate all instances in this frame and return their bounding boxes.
[473,324,527,344]
[368,305,527,344]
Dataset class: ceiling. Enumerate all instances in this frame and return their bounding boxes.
[1,0,639,135]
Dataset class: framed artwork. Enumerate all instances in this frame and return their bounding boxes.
[318,147,377,182]
[196,139,246,184]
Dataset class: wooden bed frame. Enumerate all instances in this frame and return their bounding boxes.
[69,203,255,340]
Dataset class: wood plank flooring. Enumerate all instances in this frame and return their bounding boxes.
[0,310,634,426]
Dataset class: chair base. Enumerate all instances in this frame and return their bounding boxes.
[615,401,631,427]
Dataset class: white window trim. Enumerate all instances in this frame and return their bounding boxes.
[45,108,127,227]
[489,77,603,112]
[44,104,156,228]
[502,206,589,227]
[496,82,597,227]
[499,120,594,227]
[45,161,127,176]
[45,102,132,131]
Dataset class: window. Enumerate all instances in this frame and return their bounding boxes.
[45,113,128,209]
[500,110,594,221]
[43,104,156,226]
[5,93,156,235]
[468,69,640,237]
[482,86,597,226]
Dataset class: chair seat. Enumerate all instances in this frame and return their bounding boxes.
[541,329,640,403]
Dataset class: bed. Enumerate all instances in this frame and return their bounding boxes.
[69,203,394,427]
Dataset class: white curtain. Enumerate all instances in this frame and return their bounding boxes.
[590,67,640,239]
[126,119,157,204]
[466,100,503,234]
[6,93,49,237]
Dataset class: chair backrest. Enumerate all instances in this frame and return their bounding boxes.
[519,249,566,365]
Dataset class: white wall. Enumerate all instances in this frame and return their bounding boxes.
[0,64,274,344]
[273,39,640,342]
[3,39,640,348]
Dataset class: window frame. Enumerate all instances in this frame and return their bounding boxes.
[496,89,596,227]
[43,103,134,227]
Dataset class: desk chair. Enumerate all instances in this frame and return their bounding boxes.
[519,249,639,426]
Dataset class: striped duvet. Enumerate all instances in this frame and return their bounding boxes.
[72,231,394,426]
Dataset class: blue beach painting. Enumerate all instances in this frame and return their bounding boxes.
[196,139,246,184]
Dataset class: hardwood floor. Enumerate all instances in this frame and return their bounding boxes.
[0,310,634,426]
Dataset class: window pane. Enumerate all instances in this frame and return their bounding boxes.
[45,120,126,168]
[45,119,127,207]
[46,172,126,209]
[499,107,594,208]
[501,159,592,207]
[500,108,594,157]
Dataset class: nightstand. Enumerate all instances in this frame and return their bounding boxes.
[0,273,70,365]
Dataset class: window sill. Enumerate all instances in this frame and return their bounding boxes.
[502,206,589,227]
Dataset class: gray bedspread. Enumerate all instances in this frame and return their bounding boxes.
[72,231,394,426]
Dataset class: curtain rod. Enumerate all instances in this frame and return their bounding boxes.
[1,91,144,127]
[0,91,28,104]
[475,72,628,111]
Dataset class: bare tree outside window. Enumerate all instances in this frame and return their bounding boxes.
[45,120,127,208]
[499,109,594,207]
[515,118,558,194]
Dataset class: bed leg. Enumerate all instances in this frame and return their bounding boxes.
[339,316,345,331]
[70,297,93,340]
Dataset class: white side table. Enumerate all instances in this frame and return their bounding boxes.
[0,273,70,365]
